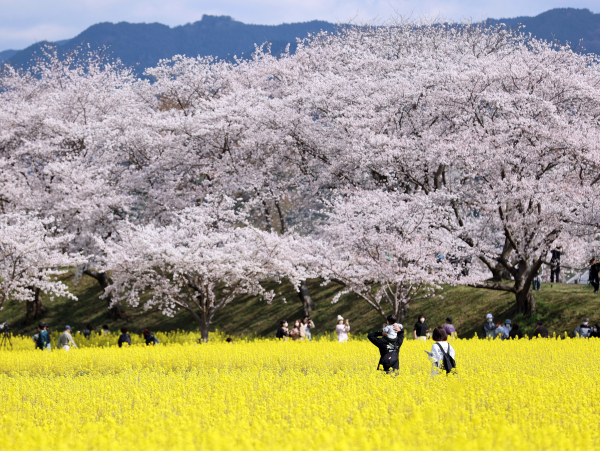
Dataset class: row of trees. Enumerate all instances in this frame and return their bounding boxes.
[1,21,599,340]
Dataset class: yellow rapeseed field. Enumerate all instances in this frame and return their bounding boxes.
[0,333,597,451]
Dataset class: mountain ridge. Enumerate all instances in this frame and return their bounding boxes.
[4,8,600,74]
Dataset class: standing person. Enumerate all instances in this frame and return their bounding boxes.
[142,329,159,345]
[426,327,456,375]
[442,317,457,338]
[302,317,315,341]
[57,326,78,351]
[508,323,524,339]
[276,320,289,340]
[413,315,429,341]
[43,324,51,350]
[289,320,303,341]
[534,321,549,338]
[101,325,110,335]
[335,316,350,342]
[83,322,93,340]
[34,323,50,350]
[589,324,600,338]
[574,318,592,338]
[589,259,599,294]
[483,313,496,339]
[367,324,404,374]
[499,319,512,340]
[532,262,542,291]
[550,246,562,284]
[117,326,131,347]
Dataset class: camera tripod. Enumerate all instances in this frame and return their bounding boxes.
[0,331,12,348]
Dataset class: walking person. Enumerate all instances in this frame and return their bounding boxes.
[589,259,599,294]
[443,317,457,338]
[101,325,110,335]
[532,262,542,291]
[335,315,350,342]
[118,326,131,347]
[289,319,304,341]
[34,323,50,350]
[142,329,159,345]
[57,325,78,351]
[367,322,404,374]
[483,313,496,339]
[426,326,456,375]
[83,322,93,340]
[550,246,562,284]
[574,318,592,338]
[302,316,315,341]
[413,315,429,341]
[276,320,289,340]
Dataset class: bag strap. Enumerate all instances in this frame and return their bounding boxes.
[436,342,448,355]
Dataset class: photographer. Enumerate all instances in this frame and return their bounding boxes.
[367,323,405,374]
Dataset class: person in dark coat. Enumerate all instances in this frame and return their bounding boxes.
[508,323,524,339]
[275,320,289,340]
[589,259,599,294]
[117,326,131,347]
[367,324,405,374]
[142,328,159,345]
[550,247,562,283]
[533,321,549,338]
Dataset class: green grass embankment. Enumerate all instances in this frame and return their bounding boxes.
[1,270,597,339]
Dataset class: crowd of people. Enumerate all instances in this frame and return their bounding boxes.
[32,323,160,350]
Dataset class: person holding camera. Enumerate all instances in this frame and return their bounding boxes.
[302,316,315,341]
[335,316,350,342]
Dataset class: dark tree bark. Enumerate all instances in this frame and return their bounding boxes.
[83,268,125,320]
[25,288,45,324]
[298,280,315,317]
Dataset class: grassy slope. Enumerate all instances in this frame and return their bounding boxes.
[2,271,598,338]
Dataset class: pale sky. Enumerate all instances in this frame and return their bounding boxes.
[0,0,598,51]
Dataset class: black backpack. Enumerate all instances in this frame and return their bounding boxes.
[436,343,456,374]
[377,342,400,370]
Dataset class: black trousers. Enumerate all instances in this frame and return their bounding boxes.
[592,280,599,292]
[551,267,560,283]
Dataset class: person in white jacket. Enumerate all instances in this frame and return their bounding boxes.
[427,327,456,375]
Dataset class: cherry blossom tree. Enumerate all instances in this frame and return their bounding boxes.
[249,22,600,314]
[310,190,472,321]
[101,197,310,341]
[0,213,78,320]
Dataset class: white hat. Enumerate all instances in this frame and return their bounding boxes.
[486,313,493,320]
[337,315,344,321]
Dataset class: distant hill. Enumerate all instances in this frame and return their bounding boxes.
[6,15,337,74]
[4,8,600,75]
[0,49,18,62]
[487,7,600,54]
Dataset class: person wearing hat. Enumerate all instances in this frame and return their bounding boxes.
[534,321,549,338]
[335,315,350,342]
[574,318,592,338]
[443,317,457,338]
[482,313,496,339]
[499,319,512,340]
[57,325,78,351]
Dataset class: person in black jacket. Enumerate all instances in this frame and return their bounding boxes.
[589,259,599,294]
[142,328,159,345]
[508,323,524,339]
[275,320,289,340]
[117,326,131,347]
[550,247,562,283]
[533,321,549,338]
[367,323,405,374]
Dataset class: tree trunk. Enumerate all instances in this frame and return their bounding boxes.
[514,284,536,314]
[298,280,315,317]
[394,302,409,322]
[200,322,210,343]
[25,288,45,324]
[491,238,514,282]
[83,268,124,320]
